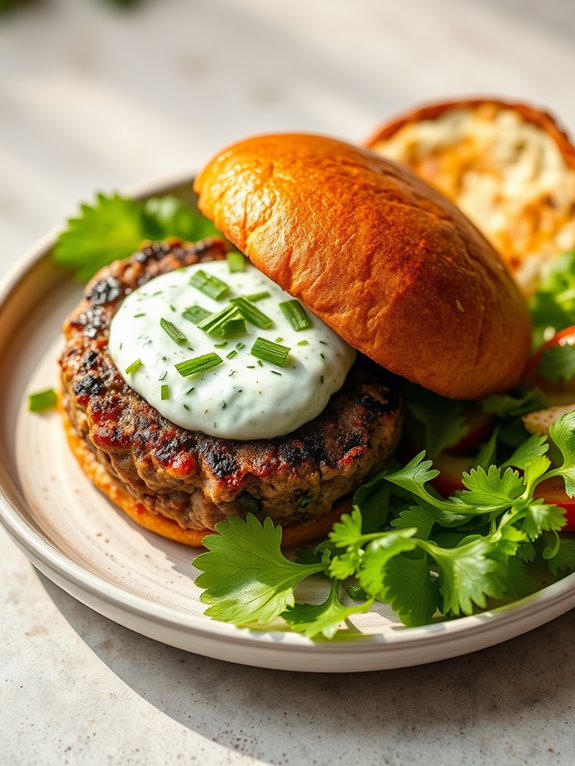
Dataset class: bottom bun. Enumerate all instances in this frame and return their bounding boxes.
[61,404,350,548]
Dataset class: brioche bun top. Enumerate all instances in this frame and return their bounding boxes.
[194,133,531,399]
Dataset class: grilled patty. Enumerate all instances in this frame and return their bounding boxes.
[60,239,403,531]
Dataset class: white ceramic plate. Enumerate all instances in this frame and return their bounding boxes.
[2,175,575,673]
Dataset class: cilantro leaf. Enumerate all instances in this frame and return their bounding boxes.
[425,538,506,615]
[54,191,222,280]
[549,410,575,496]
[521,503,566,540]
[459,465,524,511]
[143,196,221,242]
[282,580,372,639]
[405,384,467,459]
[547,538,575,576]
[379,551,439,626]
[54,193,147,281]
[391,506,436,539]
[482,388,548,419]
[329,506,364,548]
[537,344,575,382]
[503,434,549,471]
[357,529,418,597]
[530,251,575,346]
[383,452,469,513]
[195,515,324,625]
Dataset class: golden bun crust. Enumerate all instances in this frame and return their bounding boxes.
[195,133,531,399]
[61,403,346,548]
[365,99,575,295]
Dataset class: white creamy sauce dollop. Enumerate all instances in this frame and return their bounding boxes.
[108,259,355,440]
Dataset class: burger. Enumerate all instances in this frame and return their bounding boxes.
[59,133,531,547]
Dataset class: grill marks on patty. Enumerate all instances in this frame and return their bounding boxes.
[60,238,403,531]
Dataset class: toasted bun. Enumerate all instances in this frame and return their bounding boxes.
[365,99,575,295]
[195,133,531,400]
[61,403,346,548]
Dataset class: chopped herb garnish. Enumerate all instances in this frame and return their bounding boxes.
[251,337,291,367]
[175,353,223,377]
[197,305,244,337]
[231,296,274,329]
[214,341,228,348]
[227,349,238,359]
[320,352,325,360]
[279,299,312,331]
[134,313,146,318]
[227,251,245,273]
[182,305,211,325]
[190,269,230,300]
[170,304,176,312]
[160,384,170,400]
[247,365,256,369]
[186,387,195,394]
[125,359,143,375]
[297,340,309,346]
[221,402,228,409]
[319,340,327,346]
[183,403,191,411]
[270,370,282,376]
[158,371,167,381]
[320,375,324,384]
[28,388,58,412]
[245,291,270,302]
[160,317,188,345]
[236,342,246,350]
[275,337,284,343]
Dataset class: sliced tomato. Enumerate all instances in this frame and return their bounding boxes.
[431,452,470,496]
[536,476,575,532]
[526,325,575,404]
[448,408,497,455]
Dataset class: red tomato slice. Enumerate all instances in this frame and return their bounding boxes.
[431,452,470,496]
[448,409,497,455]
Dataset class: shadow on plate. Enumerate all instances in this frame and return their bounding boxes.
[38,571,575,765]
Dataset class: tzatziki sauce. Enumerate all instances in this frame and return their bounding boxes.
[108,258,355,439]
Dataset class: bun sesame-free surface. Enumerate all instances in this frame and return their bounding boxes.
[195,133,531,399]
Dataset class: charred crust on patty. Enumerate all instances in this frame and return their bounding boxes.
[60,239,403,533]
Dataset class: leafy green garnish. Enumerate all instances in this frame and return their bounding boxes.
[537,344,575,382]
[530,251,575,348]
[54,192,221,280]
[194,411,575,639]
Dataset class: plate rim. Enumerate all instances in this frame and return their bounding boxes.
[2,171,575,666]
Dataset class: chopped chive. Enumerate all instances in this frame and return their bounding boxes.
[190,269,230,300]
[183,403,191,411]
[257,359,263,367]
[186,387,195,394]
[197,305,243,337]
[247,365,256,369]
[158,371,167,381]
[125,359,143,375]
[319,340,328,346]
[170,304,176,312]
[279,299,312,331]
[320,375,324,384]
[221,402,227,409]
[270,370,282,376]
[161,356,168,362]
[160,317,188,345]
[218,318,247,338]
[320,352,325,360]
[275,337,284,343]
[250,337,291,367]
[182,305,211,325]
[245,290,270,302]
[226,349,238,359]
[28,388,58,412]
[175,353,223,377]
[214,341,228,348]
[161,384,170,400]
[231,297,274,329]
[227,251,245,272]
[133,313,146,318]
[236,342,246,350]
[297,340,309,346]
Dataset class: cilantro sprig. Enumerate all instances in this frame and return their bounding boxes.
[194,411,575,638]
[54,192,221,280]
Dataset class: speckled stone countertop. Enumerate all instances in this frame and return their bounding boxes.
[2,1,575,763]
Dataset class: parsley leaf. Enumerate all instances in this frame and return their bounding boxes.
[195,515,324,625]
[549,410,575,497]
[537,344,575,382]
[502,434,549,471]
[356,529,418,597]
[521,503,566,540]
[530,251,575,347]
[282,580,373,639]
